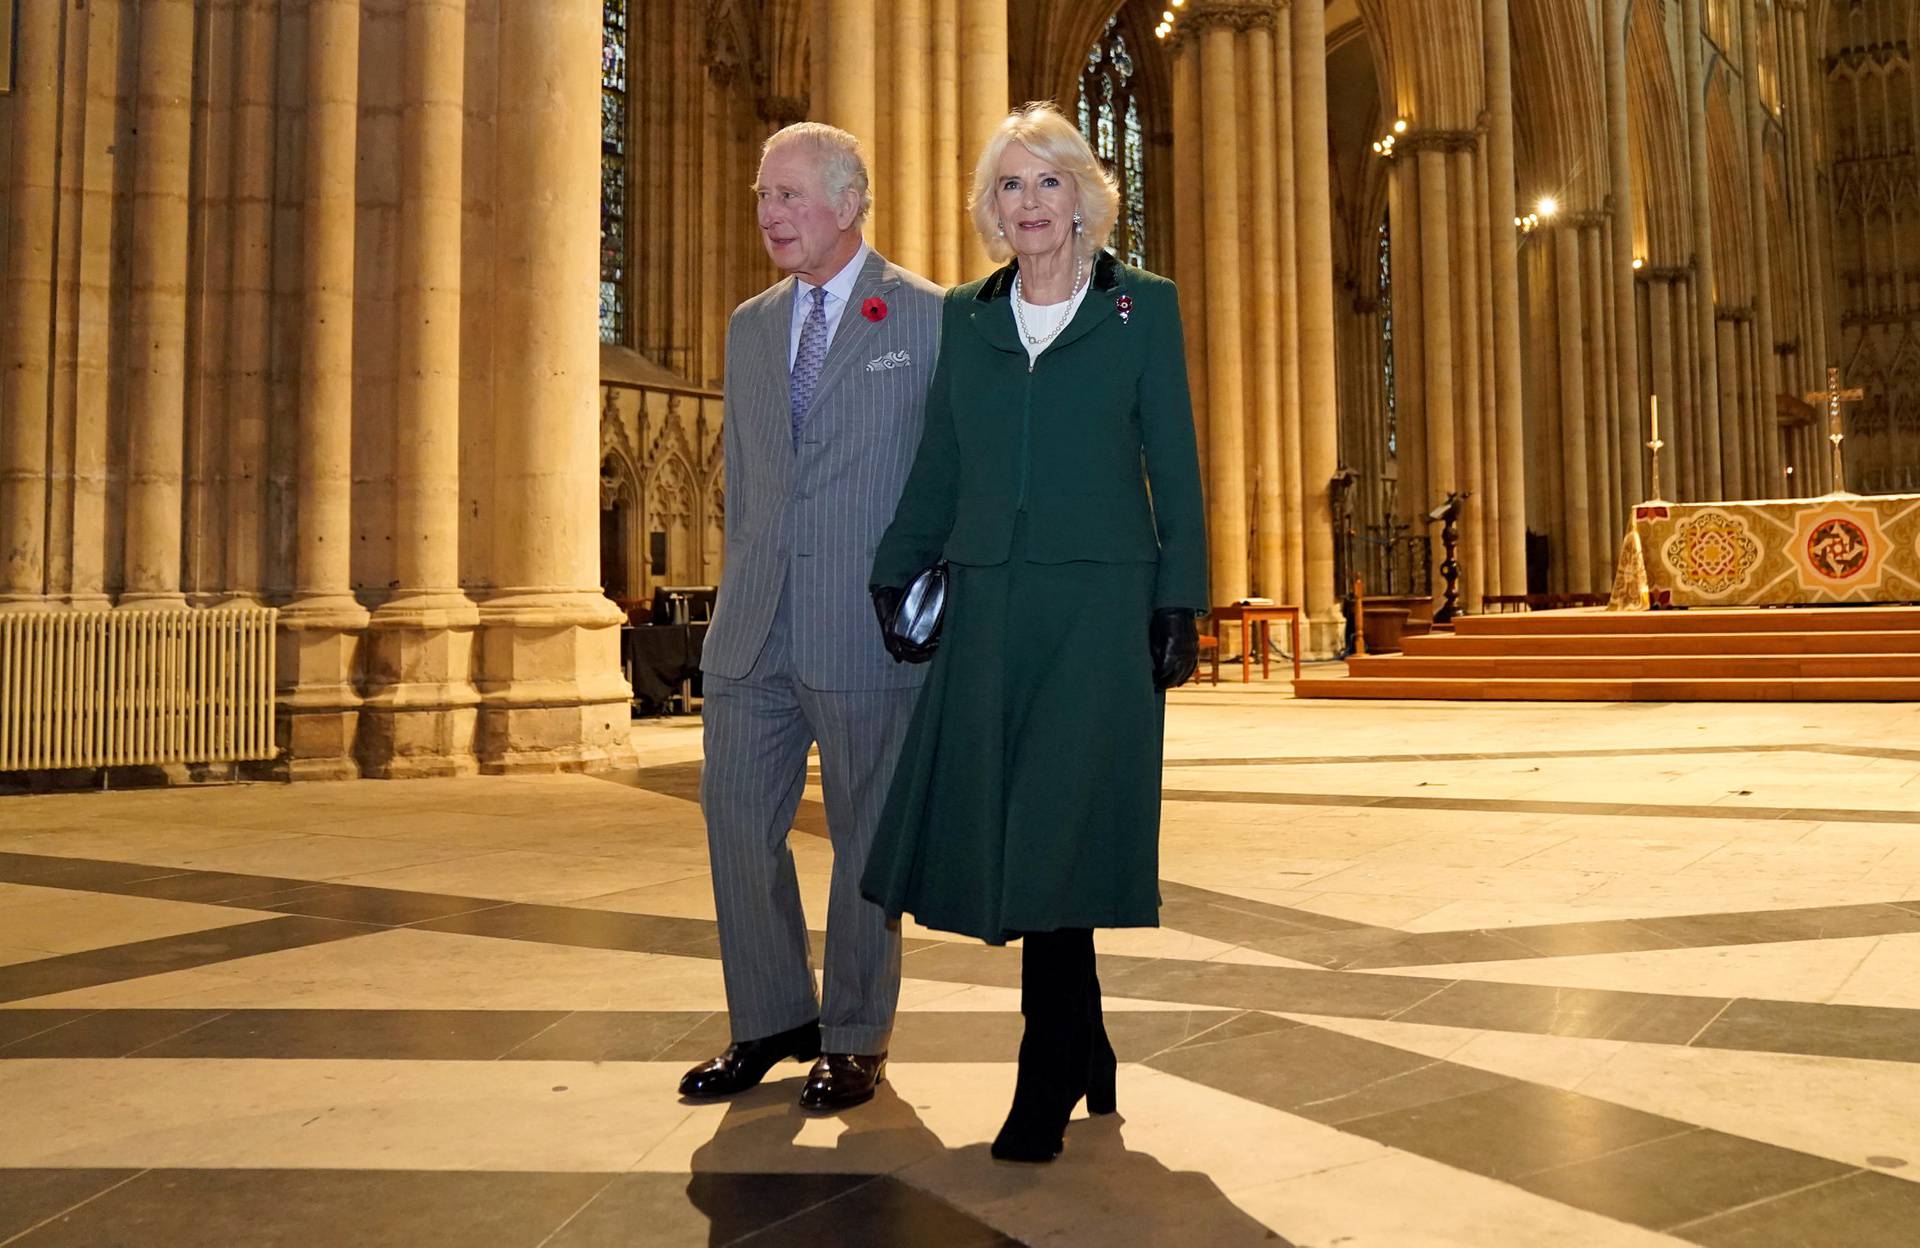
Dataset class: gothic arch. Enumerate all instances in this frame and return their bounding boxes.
[1628,0,1691,265]
[1509,0,1610,213]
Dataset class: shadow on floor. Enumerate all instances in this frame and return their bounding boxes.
[679,1077,1291,1246]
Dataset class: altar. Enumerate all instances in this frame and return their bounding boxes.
[1612,492,1920,608]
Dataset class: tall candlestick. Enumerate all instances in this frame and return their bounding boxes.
[1646,394,1667,502]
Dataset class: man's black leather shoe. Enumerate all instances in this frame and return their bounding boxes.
[797,1052,887,1112]
[677,1020,821,1100]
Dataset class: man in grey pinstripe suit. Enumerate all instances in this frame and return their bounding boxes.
[679,123,942,1112]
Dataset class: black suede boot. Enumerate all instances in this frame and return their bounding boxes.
[991,930,1088,1163]
[1085,943,1117,1117]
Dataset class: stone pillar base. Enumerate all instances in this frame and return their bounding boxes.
[274,596,368,783]
[475,593,635,775]
[1307,616,1344,661]
[358,597,482,779]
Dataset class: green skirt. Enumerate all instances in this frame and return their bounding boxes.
[860,541,1165,945]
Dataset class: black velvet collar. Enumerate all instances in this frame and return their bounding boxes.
[975,250,1121,301]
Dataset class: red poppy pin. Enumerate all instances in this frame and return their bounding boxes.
[1115,293,1134,325]
[861,297,888,323]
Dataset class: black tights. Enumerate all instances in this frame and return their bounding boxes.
[991,928,1117,1163]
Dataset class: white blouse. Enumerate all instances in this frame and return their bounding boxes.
[1014,278,1091,365]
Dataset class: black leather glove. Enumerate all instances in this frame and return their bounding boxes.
[1149,608,1200,692]
[871,585,938,664]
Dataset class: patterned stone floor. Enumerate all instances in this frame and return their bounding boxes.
[2,684,1919,1245]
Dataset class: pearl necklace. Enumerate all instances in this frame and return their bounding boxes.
[1011,253,1087,348]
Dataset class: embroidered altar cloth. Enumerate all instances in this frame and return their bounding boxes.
[1610,492,1920,609]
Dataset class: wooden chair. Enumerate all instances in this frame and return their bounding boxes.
[1196,632,1221,685]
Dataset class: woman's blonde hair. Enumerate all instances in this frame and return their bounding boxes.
[968,102,1119,263]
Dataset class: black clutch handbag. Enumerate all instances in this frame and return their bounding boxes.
[891,560,949,649]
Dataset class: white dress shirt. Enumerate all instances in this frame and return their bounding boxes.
[788,242,872,369]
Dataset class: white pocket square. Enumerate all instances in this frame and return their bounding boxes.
[865,350,912,373]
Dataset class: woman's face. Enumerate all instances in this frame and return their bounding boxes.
[992,143,1078,264]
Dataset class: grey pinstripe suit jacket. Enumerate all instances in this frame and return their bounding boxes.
[701,249,944,692]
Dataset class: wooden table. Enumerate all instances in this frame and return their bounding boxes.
[1210,603,1303,683]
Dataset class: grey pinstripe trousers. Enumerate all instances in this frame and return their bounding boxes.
[699,589,917,1055]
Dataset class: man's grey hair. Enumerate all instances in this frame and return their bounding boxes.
[761,122,873,224]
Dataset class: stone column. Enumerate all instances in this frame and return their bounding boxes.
[1554,226,1592,590]
[1788,1,1828,383]
[1483,0,1527,595]
[279,0,369,779]
[1198,17,1249,609]
[1390,155,1428,534]
[1416,145,1456,525]
[1604,0,1644,509]
[1681,0,1723,499]
[1275,8,1305,608]
[1474,141,1503,596]
[958,0,1008,275]
[362,0,480,779]
[930,0,961,285]
[1647,273,1677,497]
[0,0,62,608]
[1247,22,1285,599]
[1171,37,1208,477]
[890,0,931,277]
[1581,222,1614,586]
[223,0,279,605]
[1741,0,1781,495]
[477,0,633,774]
[120,0,196,610]
[1451,145,1485,612]
[823,0,878,203]
[1292,0,1340,649]
[1717,315,1743,496]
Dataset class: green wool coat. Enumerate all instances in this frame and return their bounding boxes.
[869,252,1209,609]
[861,252,1208,944]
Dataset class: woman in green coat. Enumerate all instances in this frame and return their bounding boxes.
[862,103,1208,1163]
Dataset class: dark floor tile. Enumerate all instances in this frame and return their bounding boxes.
[0,1009,226,1058]
[1156,880,1378,952]
[133,1009,567,1060]
[109,870,320,905]
[0,852,177,889]
[503,1010,727,1062]
[411,903,725,958]
[1637,903,1920,949]
[0,1169,139,1241]
[548,1172,875,1247]
[1340,1082,1691,1181]
[1097,958,1440,1020]
[246,883,508,926]
[1680,1170,1920,1247]
[1516,1128,1855,1232]
[1332,929,1546,971]
[1149,1021,1509,1126]
[0,915,375,1005]
[731,1174,1019,1248]
[10,1168,614,1248]
[1479,919,1686,961]
[1391,978,1728,1044]
[1160,1008,1303,1050]
[897,941,1022,989]
[1694,998,1920,1064]
[0,1009,89,1050]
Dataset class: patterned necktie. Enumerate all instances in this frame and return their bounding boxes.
[790,285,830,447]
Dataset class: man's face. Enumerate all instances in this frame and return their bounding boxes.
[754,142,856,282]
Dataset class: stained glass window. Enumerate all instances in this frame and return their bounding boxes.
[599,0,629,344]
[1078,18,1147,267]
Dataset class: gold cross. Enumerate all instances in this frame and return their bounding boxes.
[1803,367,1865,493]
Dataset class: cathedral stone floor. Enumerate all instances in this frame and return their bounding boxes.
[2,684,1918,1245]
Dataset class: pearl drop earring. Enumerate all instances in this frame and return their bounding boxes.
[1073,211,1083,232]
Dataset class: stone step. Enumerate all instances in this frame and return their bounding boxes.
[1291,675,1920,702]
[1344,653,1920,679]
[1400,630,1920,657]
[1458,606,1920,636]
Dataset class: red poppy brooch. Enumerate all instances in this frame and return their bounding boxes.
[1115,293,1133,325]
[862,297,888,323]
